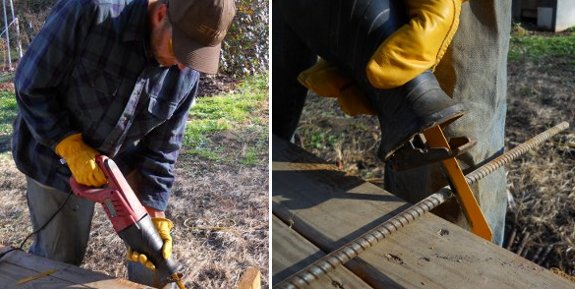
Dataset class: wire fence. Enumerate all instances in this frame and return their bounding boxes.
[1,0,269,77]
[0,0,53,72]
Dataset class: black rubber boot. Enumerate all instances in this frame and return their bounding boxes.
[276,0,466,160]
[367,70,465,160]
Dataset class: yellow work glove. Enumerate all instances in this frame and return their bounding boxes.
[127,217,174,271]
[298,58,351,98]
[55,133,106,187]
[337,85,376,116]
[298,58,376,116]
[366,0,465,89]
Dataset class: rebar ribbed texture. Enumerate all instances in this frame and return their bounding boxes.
[274,189,451,289]
[274,122,569,289]
[465,122,569,185]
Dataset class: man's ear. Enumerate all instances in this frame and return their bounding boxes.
[151,3,169,26]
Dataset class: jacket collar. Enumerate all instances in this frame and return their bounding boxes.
[120,0,150,43]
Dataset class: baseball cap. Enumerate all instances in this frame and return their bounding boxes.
[168,0,236,74]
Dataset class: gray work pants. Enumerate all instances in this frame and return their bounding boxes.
[25,176,167,288]
[384,1,512,245]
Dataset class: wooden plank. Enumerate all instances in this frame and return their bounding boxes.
[271,135,574,289]
[272,216,373,289]
[0,262,88,289]
[237,267,261,289]
[0,247,150,288]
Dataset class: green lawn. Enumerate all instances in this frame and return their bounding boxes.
[0,74,269,166]
[183,74,268,165]
[0,90,17,135]
[508,27,575,61]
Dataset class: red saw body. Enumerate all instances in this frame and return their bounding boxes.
[70,155,184,288]
[70,156,147,232]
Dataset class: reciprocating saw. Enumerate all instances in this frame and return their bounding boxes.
[69,155,186,289]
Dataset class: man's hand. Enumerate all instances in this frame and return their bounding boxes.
[298,58,376,116]
[367,0,465,89]
[297,0,465,115]
[152,217,174,260]
[297,58,352,99]
[127,217,174,270]
[55,133,106,187]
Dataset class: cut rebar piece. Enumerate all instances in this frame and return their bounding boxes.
[274,122,569,289]
[531,246,545,263]
[506,228,518,250]
[516,232,531,257]
[538,244,555,265]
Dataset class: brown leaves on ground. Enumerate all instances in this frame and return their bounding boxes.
[504,57,575,275]
[198,74,239,97]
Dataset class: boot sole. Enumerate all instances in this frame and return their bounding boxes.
[383,103,466,161]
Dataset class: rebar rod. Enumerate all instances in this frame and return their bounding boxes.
[274,122,569,289]
[274,188,452,289]
[465,122,569,185]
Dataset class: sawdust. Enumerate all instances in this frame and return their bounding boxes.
[432,253,479,264]
[551,268,575,283]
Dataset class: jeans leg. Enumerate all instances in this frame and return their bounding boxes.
[26,176,95,265]
[384,0,511,245]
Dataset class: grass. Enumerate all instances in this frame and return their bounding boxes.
[0,74,269,167]
[0,90,17,135]
[508,28,575,61]
[183,74,268,166]
[0,72,14,84]
[304,129,342,150]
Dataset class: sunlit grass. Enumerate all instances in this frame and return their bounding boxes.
[0,73,269,167]
[509,29,575,61]
[0,90,17,135]
[183,73,268,166]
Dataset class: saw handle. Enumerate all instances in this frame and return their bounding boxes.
[69,155,148,232]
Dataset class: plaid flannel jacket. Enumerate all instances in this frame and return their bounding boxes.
[12,0,199,211]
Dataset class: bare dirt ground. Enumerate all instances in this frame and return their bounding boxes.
[295,42,575,276]
[0,79,269,288]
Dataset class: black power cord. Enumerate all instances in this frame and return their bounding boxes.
[0,190,73,261]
